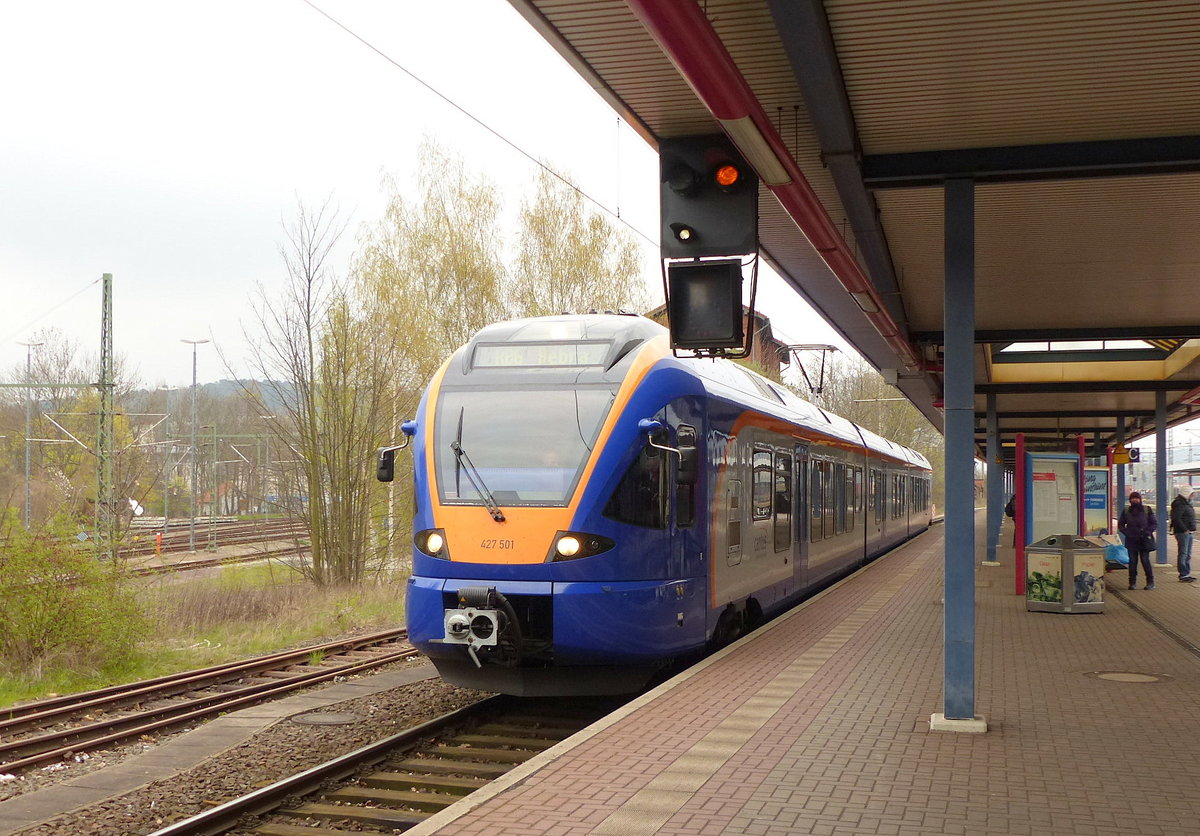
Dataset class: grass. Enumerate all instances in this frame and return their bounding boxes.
[0,562,408,708]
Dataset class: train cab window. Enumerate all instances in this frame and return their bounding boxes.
[603,445,667,528]
[810,462,824,542]
[752,450,773,520]
[774,453,792,552]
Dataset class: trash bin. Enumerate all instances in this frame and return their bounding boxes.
[1025,534,1106,613]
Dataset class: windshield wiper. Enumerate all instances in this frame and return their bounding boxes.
[450,441,506,522]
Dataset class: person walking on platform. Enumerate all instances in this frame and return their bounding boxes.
[1170,488,1196,582]
[1119,492,1157,590]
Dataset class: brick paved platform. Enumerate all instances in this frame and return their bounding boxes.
[408,512,1200,836]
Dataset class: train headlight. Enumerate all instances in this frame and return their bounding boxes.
[415,529,449,558]
[546,531,616,562]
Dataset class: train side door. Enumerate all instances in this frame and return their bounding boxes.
[671,424,700,578]
[794,443,809,589]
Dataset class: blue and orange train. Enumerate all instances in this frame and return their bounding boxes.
[379,314,932,695]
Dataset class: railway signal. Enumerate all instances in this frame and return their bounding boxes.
[660,134,758,259]
[659,134,760,357]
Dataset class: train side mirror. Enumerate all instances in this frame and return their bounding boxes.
[376,420,416,483]
[639,418,682,460]
[377,448,398,482]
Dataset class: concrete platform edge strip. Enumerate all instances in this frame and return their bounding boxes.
[403,527,939,836]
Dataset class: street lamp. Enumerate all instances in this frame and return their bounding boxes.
[158,386,179,534]
[181,339,209,553]
[260,416,275,523]
[16,340,44,529]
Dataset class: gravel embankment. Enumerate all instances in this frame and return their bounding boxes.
[10,667,488,836]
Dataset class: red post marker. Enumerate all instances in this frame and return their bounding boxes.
[1077,435,1087,536]
[155,531,163,557]
[1015,433,1026,596]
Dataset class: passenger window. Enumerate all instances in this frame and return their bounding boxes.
[822,462,835,539]
[810,462,823,542]
[603,445,667,528]
[752,450,773,520]
[774,454,792,552]
[835,463,847,534]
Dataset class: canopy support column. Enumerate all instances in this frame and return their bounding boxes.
[932,178,985,732]
[1156,391,1168,564]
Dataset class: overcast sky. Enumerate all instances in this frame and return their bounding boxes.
[0,0,851,388]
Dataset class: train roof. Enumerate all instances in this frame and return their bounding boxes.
[460,315,931,470]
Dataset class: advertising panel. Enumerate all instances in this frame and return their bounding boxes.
[1083,466,1110,534]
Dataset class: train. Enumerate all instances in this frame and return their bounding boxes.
[378,314,933,696]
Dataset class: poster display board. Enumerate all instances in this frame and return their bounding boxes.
[1026,453,1082,544]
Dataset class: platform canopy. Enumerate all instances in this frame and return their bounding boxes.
[506,0,1200,456]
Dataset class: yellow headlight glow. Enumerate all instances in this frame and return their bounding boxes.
[556,535,581,557]
[426,532,444,554]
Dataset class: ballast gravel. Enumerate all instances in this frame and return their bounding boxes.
[11,669,488,836]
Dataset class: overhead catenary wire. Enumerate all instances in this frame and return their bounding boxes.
[0,277,101,346]
[299,0,658,250]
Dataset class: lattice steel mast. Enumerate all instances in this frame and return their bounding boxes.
[95,273,115,558]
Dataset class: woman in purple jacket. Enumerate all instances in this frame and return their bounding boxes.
[1119,492,1158,590]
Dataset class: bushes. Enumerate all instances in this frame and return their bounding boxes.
[0,515,144,677]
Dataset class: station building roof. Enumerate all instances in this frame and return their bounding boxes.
[506,0,1200,458]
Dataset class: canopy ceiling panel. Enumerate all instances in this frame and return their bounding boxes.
[825,0,1200,153]
[877,173,1200,333]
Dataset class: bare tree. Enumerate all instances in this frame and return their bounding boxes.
[241,199,402,584]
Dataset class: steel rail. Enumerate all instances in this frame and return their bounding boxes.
[145,696,504,836]
[0,646,420,773]
[0,628,406,727]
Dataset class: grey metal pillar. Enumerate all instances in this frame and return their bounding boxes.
[19,340,43,528]
[985,394,1002,565]
[1116,415,1126,514]
[1156,391,1168,564]
[940,178,979,726]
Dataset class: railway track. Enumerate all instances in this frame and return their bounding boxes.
[124,519,306,558]
[0,628,416,774]
[146,695,621,836]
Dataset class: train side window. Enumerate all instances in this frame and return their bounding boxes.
[774,453,792,552]
[603,445,667,528]
[752,450,773,520]
[822,462,835,539]
[834,463,847,534]
[879,472,887,522]
[810,461,823,542]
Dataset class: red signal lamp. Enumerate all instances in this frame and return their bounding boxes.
[714,163,741,189]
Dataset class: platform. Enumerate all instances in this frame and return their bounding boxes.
[408,512,1200,836]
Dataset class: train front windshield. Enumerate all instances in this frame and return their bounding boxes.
[434,387,617,506]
